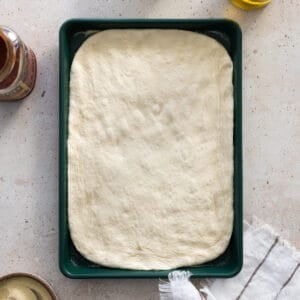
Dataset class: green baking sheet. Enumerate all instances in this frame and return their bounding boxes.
[59,19,243,278]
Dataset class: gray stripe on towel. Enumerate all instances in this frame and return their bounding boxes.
[274,262,300,299]
[235,236,279,300]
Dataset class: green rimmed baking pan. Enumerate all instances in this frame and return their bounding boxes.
[59,18,242,278]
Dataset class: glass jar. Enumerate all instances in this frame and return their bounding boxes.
[0,26,37,101]
[231,0,272,10]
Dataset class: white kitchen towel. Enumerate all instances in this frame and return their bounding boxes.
[159,270,217,300]
[159,271,203,300]
[159,219,300,300]
[208,219,300,300]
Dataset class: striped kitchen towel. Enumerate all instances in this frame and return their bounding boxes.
[206,219,300,300]
[159,219,300,300]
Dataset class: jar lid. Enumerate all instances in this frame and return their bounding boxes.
[0,273,58,300]
[231,0,272,10]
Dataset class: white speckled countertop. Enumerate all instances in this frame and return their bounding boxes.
[0,1,299,299]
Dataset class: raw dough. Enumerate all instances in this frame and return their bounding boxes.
[68,29,234,270]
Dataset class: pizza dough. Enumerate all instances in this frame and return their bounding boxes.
[68,29,234,270]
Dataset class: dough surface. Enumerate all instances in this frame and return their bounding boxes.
[68,29,234,270]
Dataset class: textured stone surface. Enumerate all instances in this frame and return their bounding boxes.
[0,1,299,299]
